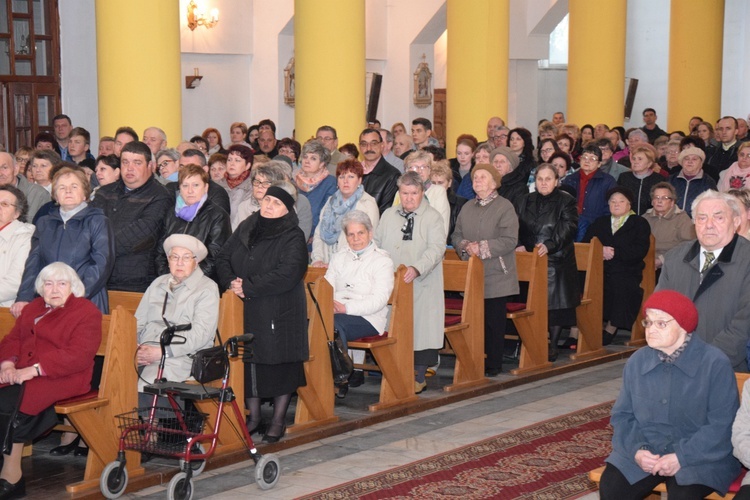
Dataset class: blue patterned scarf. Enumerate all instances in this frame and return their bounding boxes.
[319,185,364,245]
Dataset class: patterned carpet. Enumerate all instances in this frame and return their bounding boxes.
[297,401,614,500]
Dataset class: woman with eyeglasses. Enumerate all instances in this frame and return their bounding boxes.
[0,186,34,308]
[643,182,695,272]
[136,235,218,392]
[155,148,180,185]
[154,164,230,283]
[311,159,379,267]
[599,290,740,500]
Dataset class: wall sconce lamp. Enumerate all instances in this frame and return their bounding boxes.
[187,0,219,31]
[186,68,203,89]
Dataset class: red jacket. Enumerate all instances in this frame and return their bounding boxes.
[0,295,101,415]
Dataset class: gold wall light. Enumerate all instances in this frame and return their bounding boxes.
[187,0,219,31]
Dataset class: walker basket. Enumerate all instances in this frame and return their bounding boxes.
[116,406,207,455]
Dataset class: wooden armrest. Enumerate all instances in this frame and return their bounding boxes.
[444,323,470,334]
[349,338,397,349]
[588,466,605,483]
[55,397,110,414]
[506,310,533,318]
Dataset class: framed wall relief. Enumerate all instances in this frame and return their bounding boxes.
[413,54,432,108]
[283,57,295,107]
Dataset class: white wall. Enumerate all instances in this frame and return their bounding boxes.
[722,0,750,117]
[59,0,99,142]
[623,0,670,129]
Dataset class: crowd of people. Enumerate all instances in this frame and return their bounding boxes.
[1,108,750,498]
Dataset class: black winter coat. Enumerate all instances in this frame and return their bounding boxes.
[91,177,172,292]
[616,171,662,216]
[215,211,309,365]
[517,189,580,310]
[498,157,535,211]
[362,157,401,214]
[154,199,231,281]
[447,188,468,245]
[584,214,651,329]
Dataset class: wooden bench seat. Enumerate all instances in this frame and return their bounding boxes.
[442,256,488,391]
[293,269,339,433]
[627,234,656,347]
[348,265,417,412]
[0,305,143,494]
[588,373,750,499]
[507,251,550,375]
[570,237,606,360]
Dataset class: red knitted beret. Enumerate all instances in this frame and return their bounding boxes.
[642,290,699,333]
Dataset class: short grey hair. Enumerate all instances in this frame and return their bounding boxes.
[35,262,85,298]
[301,139,331,165]
[270,180,298,202]
[397,171,425,192]
[691,189,742,220]
[251,163,286,184]
[379,128,394,144]
[145,127,167,142]
[628,129,649,142]
[341,210,373,233]
[156,148,180,163]
[265,160,292,180]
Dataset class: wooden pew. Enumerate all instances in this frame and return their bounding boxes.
[348,265,417,412]
[627,234,656,347]
[0,306,144,494]
[442,256,489,391]
[190,291,251,456]
[507,251,551,375]
[571,237,607,361]
[108,289,143,315]
[588,372,750,499]
[292,268,338,433]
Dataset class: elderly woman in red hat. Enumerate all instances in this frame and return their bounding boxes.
[600,290,740,500]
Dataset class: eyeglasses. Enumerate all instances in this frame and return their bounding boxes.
[0,201,17,209]
[158,159,175,169]
[168,254,196,263]
[652,195,673,201]
[580,155,599,162]
[252,180,272,188]
[408,164,430,171]
[540,148,555,154]
[15,157,28,163]
[641,318,675,330]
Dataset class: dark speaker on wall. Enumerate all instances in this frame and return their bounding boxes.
[367,73,383,124]
[624,78,639,121]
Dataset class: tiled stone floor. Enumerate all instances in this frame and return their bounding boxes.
[128,359,625,499]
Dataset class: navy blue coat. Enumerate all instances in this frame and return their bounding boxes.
[669,170,716,217]
[17,205,115,313]
[562,168,617,241]
[607,336,740,495]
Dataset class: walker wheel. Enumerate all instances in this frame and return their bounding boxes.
[255,453,281,490]
[179,443,207,476]
[167,471,193,500]
[100,460,128,498]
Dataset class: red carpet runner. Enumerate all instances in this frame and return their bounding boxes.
[297,401,613,499]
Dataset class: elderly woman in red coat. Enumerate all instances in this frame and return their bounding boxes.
[0,262,101,499]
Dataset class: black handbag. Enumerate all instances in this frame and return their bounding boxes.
[190,331,228,384]
[0,384,24,455]
[307,282,353,386]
